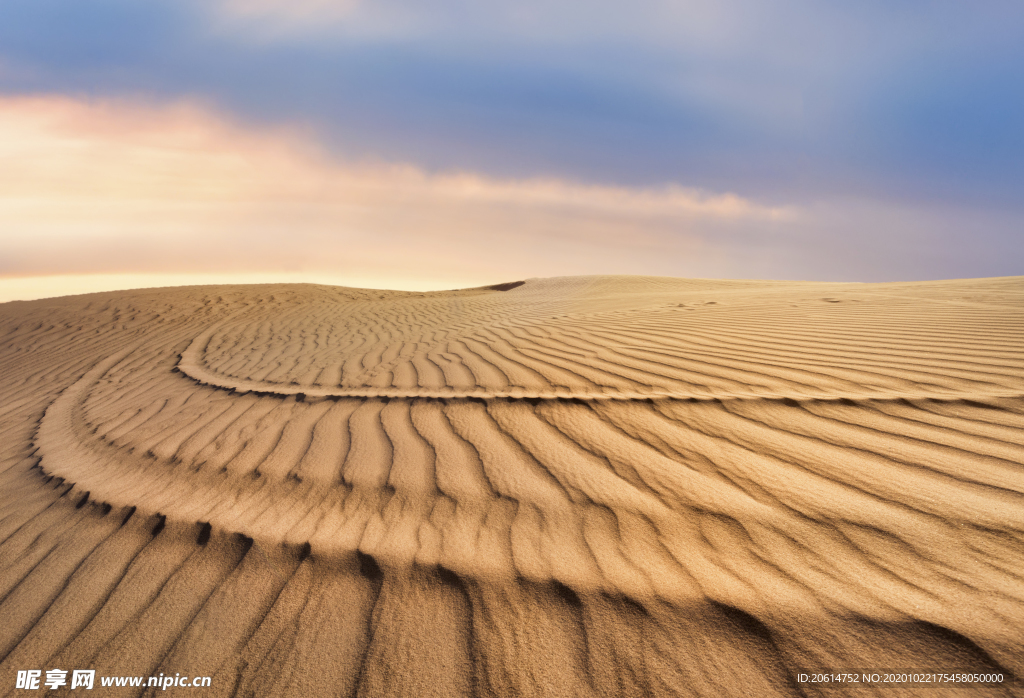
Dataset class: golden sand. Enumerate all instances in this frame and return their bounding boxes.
[1,275,1023,696]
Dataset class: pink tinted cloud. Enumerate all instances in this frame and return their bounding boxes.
[0,95,795,286]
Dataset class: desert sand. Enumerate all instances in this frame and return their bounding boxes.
[1,275,1023,697]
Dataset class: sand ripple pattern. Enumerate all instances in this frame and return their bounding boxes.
[2,276,1024,697]
[181,277,1024,400]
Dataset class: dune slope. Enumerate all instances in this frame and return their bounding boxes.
[1,275,1023,697]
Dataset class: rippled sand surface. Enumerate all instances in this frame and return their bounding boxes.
[1,275,1023,697]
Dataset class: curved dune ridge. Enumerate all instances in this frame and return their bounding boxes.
[1,275,1023,697]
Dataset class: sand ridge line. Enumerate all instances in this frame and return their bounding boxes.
[33,340,1024,576]
[178,280,1024,399]
[178,346,1024,402]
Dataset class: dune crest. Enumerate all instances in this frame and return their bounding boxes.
[2,276,1023,696]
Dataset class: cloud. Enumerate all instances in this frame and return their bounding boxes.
[3,0,1022,211]
[0,95,796,287]
[215,0,362,29]
[2,94,1019,299]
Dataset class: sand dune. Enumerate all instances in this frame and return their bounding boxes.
[1,275,1023,696]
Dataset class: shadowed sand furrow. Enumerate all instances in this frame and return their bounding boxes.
[2,276,1024,697]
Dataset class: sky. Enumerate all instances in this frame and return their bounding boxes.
[1,0,1022,300]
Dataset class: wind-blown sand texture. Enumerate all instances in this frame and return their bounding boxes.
[1,275,1023,697]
